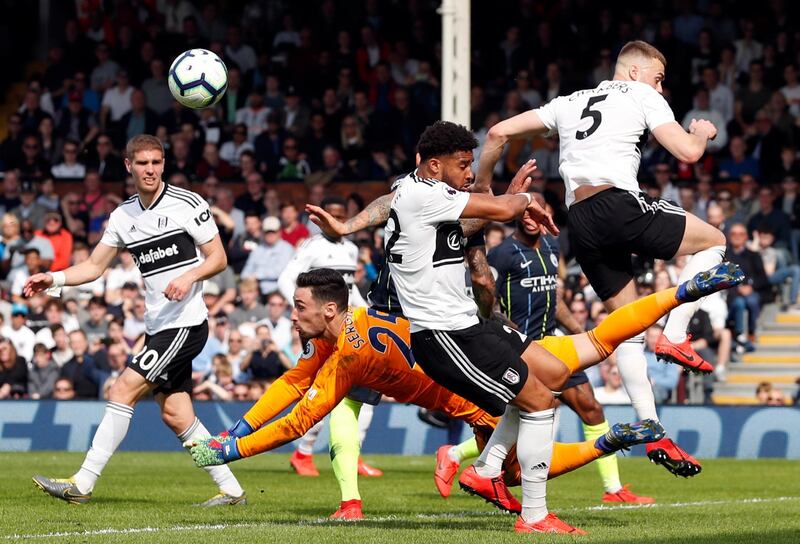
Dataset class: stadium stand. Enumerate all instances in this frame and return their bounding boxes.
[0,1,799,406]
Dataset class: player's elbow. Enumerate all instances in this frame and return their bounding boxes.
[486,124,511,146]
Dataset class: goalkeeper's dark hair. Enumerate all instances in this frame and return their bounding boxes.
[417,121,478,161]
[296,268,349,312]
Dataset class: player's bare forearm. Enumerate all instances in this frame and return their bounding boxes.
[306,192,394,237]
[474,111,548,192]
[23,242,118,297]
[184,235,227,284]
[556,291,584,334]
[462,159,537,235]
[467,246,496,318]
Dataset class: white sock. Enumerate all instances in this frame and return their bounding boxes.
[518,408,555,524]
[663,245,726,342]
[178,418,244,498]
[74,401,133,494]
[357,403,373,446]
[297,420,324,455]
[474,406,519,478]
[616,336,659,421]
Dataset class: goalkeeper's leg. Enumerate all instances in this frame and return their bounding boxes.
[329,398,364,519]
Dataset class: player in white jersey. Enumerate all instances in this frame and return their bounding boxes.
[276,196,382,491]
[473,41,725,477]
[26,135,246,506]
[379,120,590,534]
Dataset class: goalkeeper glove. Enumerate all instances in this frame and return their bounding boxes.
[228,418,255,438]
[191,433,242,467]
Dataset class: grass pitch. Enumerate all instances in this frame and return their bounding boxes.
[1,452,798,543]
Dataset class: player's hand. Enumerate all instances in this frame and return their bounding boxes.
[524,201,559,235]
[505,159,537,195]
[689,118,717,141]
[190,433,241,467]
[163,274,194,301]
[306,204,348,237]
[23,273,53,298]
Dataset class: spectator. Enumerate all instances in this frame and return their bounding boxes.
[747,186,792,249]
[196,143,234,180]
[719,136,760,180]
[123,296,146,344]
[754,225,800,310]
[219,123,254,167]
[280,202,310,247]
[756,381,774,404]
[100,70,134,130]
[236,92,270,142]
[27,343,60,399]
[229,278,268,327]
[282,328,306,367]
[11,180,48,229]
[223,329,250,383]
[0,338,27,399]
[33,210,72,273]
[51,377,76,400]
[592,359,631,405]
[239,324,292,383]
[82,296,109,345]
[241,216,295,295]
[193,355,236,401]
[227,210,263,274]
[51,140,86,180]
[727,223,769,352]
[9,247,48,301]
[681,88,728,153]
[282,86,311,138]
[118,89,159,147]
[17,134,51,181]
[261,291,292,350]
[275,137,310,181]
[702,67,734,123]
[2,303,35,362]
[225,25,257,74]
[90,43,119,93]
[141,59,173,115]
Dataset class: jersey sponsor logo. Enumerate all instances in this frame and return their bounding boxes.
[194,209,212,226]
[447,231,461,251]
[128,231,198,277]
[432,222,465,268]
[519,259,533,269]
[520,275,558,292]
[502,368,520,385]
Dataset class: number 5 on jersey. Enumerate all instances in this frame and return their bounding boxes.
[576,94,608,140]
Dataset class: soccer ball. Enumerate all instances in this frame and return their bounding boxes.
[168,49,228,109]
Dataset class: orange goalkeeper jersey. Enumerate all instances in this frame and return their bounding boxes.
[236,307,497,457]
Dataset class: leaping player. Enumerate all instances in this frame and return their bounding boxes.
[472,40,725,477]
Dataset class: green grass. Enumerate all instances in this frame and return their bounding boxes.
[1,452,798,543]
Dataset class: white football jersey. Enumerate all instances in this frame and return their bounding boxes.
[278,233,367,307]
[386,171,477,333]
[535,80,675,207]
[100,183,219,334]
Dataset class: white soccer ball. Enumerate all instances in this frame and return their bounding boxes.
[168,49,228,109]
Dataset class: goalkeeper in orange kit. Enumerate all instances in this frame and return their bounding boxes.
[191,263,741,516]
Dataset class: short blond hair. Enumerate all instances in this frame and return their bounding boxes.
[125,134,164,161]
[239,277,259,292]
[617,40,667,70]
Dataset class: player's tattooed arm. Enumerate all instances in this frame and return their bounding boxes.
[306,192,394,236]
[466,245,496,318]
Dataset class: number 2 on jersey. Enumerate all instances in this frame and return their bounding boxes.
[367,308,415,368]
[575,94,608,140]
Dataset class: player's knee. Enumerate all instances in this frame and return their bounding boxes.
[107,377,138,405]
[513,376,557,412]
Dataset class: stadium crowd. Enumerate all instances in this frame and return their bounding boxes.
[1,0,800,405]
